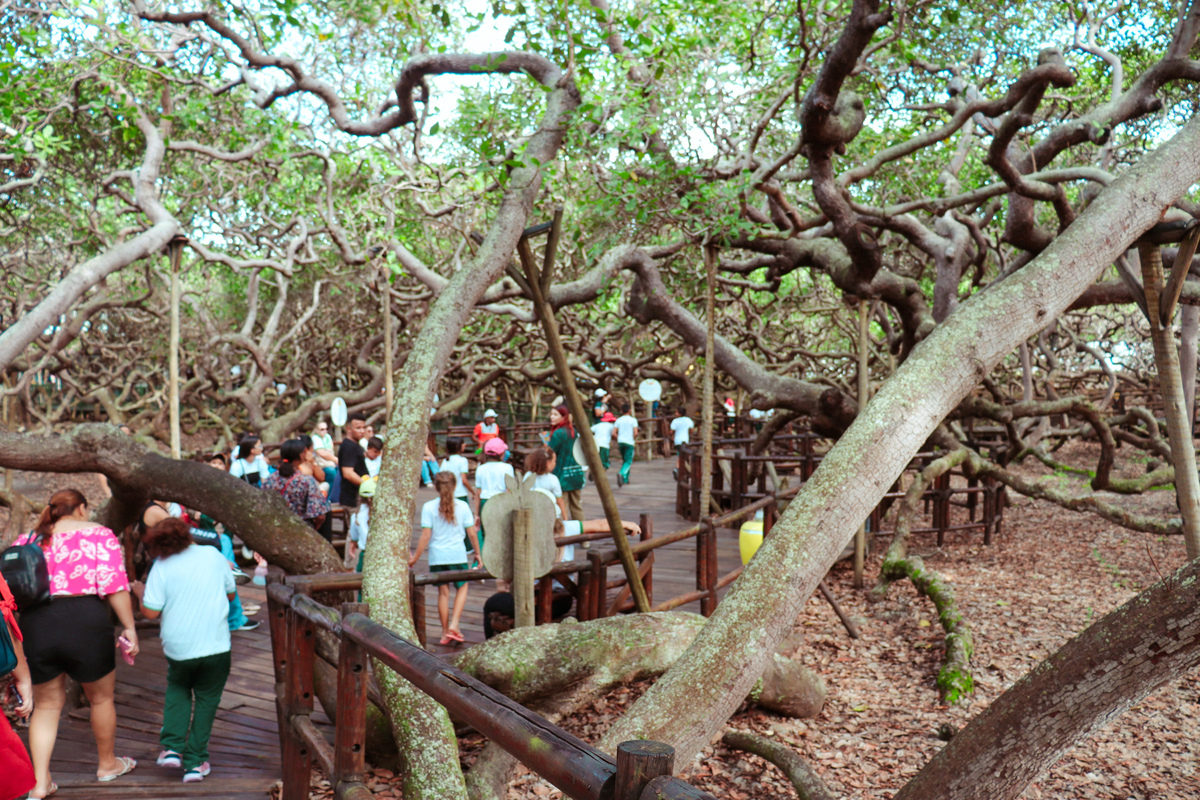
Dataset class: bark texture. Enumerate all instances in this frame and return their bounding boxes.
[361,59,581,800]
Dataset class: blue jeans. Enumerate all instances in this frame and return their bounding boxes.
[421,459,437,485]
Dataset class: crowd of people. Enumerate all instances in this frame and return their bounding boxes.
[0,416,395,797]
[0,393,711,798]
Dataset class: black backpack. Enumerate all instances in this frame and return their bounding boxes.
[0,534,51,611]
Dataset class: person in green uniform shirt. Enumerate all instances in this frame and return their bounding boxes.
[546,405,585,521]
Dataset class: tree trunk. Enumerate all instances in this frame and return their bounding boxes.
[1138,242,1200,558]
[362,67,580,800]
[597,114,1200,770]
[1180,304,1199,434]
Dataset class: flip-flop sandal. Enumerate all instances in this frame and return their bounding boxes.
[98,755,136,782]
[29,782,58,799]
[447,630,465,643]
[438,634,454,645]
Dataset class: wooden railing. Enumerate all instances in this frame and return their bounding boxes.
[674,443,1005,545]
[266,573,719,800]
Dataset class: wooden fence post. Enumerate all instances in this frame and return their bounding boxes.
[265,570,288,685]
[936,472,951,547]
[690,452,701,520]
[698,519,718,617]
[577,565,593,622]
[409,570,426,648]
[638,514,653,606]
[731,451,744,511]
[983,475,996,545]
[281,606,316,800]
[334,602,370,795]
[536,577,553,624]
[615,740,675,800]
[589,551,608,619]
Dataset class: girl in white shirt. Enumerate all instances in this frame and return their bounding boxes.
[523,446,569,521]
[475,439,515,545]
[438,437,477,504]
[410,472,480,646]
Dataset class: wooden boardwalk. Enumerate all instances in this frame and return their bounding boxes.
[22,455,848,798]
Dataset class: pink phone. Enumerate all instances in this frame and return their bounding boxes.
[117,635,135,666]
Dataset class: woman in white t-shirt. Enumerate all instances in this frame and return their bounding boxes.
[229,436,269,487]
[410,472,480,646]
[523,446,569,521]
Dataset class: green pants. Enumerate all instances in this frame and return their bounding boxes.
[619,443,635,482]
[598,447,610,469]
[162,650,231,770]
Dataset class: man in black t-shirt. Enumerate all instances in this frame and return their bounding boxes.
[338,413,369,507]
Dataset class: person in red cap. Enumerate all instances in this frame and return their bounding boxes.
[590,412,616,471]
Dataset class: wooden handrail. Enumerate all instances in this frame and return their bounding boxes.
[268,577,718,800]
[291,457,1002,636]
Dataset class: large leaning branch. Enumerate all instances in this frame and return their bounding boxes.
[598,108,1200,775]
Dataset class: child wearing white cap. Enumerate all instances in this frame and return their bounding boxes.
[592,389,610,423]
[473,410,500,456]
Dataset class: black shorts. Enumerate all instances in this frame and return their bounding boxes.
[20,595,116,685]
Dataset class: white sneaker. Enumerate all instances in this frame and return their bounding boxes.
[157,750,181,768]
[182,762,210,783]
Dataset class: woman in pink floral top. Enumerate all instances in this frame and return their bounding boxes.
[17,489,139,797]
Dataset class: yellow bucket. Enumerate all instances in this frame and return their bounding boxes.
[739,520,764,565]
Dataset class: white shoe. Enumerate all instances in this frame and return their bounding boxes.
[182,762,210,783]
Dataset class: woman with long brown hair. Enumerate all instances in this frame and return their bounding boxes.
[408,472,480,646]
[547,405,585,521]
[16,489,138,796]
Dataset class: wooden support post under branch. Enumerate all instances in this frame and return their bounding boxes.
[514,213,650,612]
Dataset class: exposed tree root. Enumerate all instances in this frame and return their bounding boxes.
[721,730,837,800]
[873,450,974,705]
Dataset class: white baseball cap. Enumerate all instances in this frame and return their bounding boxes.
[594,388,606,398]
